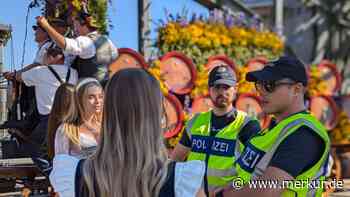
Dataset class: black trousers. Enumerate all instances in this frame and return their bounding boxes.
[19,114,49,158]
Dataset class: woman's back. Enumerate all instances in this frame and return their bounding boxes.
[50,154,205,197]
[50,69,206,197]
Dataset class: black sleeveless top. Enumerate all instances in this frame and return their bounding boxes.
[71,34,110,87]
[75,160,176,197]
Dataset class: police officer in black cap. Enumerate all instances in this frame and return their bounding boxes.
[171,65,261,195]
[214,56,330,197]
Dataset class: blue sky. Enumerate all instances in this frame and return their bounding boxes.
[0,0,208,71]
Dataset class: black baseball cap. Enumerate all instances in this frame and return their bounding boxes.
[246,56,308,86]
[208,65,237,87]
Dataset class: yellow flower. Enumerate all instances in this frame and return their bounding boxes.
[330,111,350,143]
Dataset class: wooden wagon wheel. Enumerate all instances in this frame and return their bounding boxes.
[109,48,148,77]
[159,51,197,95]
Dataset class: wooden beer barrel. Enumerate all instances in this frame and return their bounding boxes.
[205,55,238,74]
[163,93,184,138]
[109,48,148,77]
[317,60,341,94]
[246,57,268,72]
[191,95,213,114]
[159,52,196,94]
[309,95,339,130]
[235,93,271,128]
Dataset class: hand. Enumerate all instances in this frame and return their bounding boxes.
[3,72,15,80]
[36,16,50,29]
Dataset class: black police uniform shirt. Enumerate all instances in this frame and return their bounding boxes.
[268,111,325,178]
[180,108,261,152]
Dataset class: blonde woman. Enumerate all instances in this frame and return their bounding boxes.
[54,78,103,158]
[50,68,206,197]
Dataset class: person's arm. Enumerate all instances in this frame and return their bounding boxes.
[37,16,66,49]
[3,63,39,82]
[238,119,261,146]
[170,131,192,161]
[19,63,41,72]
[14,72,23,82]
[171,143,191,161]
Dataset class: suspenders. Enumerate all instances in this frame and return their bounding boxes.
[47,65,71,84]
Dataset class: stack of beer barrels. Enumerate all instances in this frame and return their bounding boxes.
[109,48,347,148]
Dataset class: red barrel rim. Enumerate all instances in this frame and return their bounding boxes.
[163,93,184,138]
[309,95,339,130]
[205,55,239,75]
[318,60,342,94]
[109,48,149,76]
[246,57,268,72]
[235,93,271,129]
[160,51,197,95]
[117,48,149,68]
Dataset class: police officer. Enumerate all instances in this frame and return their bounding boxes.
[215,56,330,197]
[36,12,118,86]
[171,65,261,195]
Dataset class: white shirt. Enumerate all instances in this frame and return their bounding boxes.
[64,31,118,60]
[21,65,78,115]
[33,41,52,64]
[54,124,98,157]
[33,40,76,67]
[50,155,205,197]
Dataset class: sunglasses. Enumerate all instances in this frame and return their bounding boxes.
[255,81,296,93]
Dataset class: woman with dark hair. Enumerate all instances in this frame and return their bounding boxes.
[50,68,206,197]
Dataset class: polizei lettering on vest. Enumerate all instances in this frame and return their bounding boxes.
[212,140,229,153]
[192,138,208,151]
[191,135,235,156]
[237,144,266,172]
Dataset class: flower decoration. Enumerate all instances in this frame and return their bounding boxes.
[330,111,350,144]
[156,11,284,67]
[308,65,328,96]
[190,65,209,99]
[237,66,256,94]
[148,60,169,96]
[38,0,109,34]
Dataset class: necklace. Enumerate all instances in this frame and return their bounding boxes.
[82,121,100,134]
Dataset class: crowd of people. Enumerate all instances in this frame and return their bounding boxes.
[2,9,331,197]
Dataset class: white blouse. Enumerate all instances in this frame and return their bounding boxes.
[50,154,205,197]
[55,124,98,158]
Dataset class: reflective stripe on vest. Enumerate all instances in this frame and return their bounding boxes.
[186,110,251,190]
[235,113,330,197]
